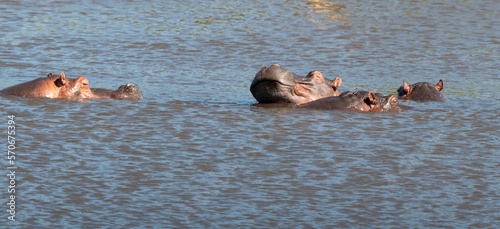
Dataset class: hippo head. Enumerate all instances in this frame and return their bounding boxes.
[397,79,445,101]
[250,64,342,104]
[375,93,401,112]
[298,90,400,112]
[111,84,143,100]
[357,91,401,112]
[358,91,382,112]
[50,72,93,99]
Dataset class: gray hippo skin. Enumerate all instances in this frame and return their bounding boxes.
[250,64,342,104]
[397,79,446,101]
[91,84,143,100]
[0,72,93,99]
[299,91,401,112]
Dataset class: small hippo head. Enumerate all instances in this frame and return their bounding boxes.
[360,92,401,112]
[375,93,401,112]
[397,79,445,101]
[298,90,400,112]
[344,91,389,112]
[111,84,143,100]
[250,64,342,104]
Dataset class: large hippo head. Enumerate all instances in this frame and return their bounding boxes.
[0,72,93,99]
[299,91,401,112]
[250,64,342,104]
[397,79,445,101]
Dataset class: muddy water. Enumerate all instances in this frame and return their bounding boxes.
[1,0,499,227]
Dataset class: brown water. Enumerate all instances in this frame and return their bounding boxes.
[1,0,499,227]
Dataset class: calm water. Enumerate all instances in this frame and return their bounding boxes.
[1,0,499,228]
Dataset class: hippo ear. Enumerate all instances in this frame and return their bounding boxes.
[54,72,68,87]
[59,72,68,85]
[364,91,379,109]
[332,77,342,87]
[369,91,377,102]
[403,80,410,93]
[60,72,66,81]
[435,79,444,91]
[47,73,53,77]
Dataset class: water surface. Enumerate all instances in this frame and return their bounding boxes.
[1,0,499,227]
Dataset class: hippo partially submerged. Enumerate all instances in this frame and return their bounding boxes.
[299,91,401,112]
[0,72,143,100]
[0,72,93,99]
[397,79,445,101]
[91,84,143,100]
[250,64,342,104]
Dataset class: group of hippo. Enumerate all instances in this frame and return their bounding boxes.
[250,64,446,112]
[0,72,143,100]
[1,65,446,112]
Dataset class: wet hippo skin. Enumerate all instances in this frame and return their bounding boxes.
[0,72,92,99]
[250,64,342,104]
[1,72,143,100]
[91,84,143,100]
[299,91,401,112]
[397,79,446,101]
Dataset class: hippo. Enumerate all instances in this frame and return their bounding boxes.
[91,84,143,100]
[298,91,401,112]
[250,64,342,104]
[397,79,446,101]
[0,72,93,99]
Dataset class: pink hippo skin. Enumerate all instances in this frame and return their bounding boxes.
[0,72,93,99]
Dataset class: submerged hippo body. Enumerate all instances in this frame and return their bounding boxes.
[397,79,446,101]
[0,72,93,99]
[299,91,401,112]
[250,64,342,104]
[91,84,143,100]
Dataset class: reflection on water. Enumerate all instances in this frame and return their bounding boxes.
[1,0,499,227]
[306,0,348,23]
